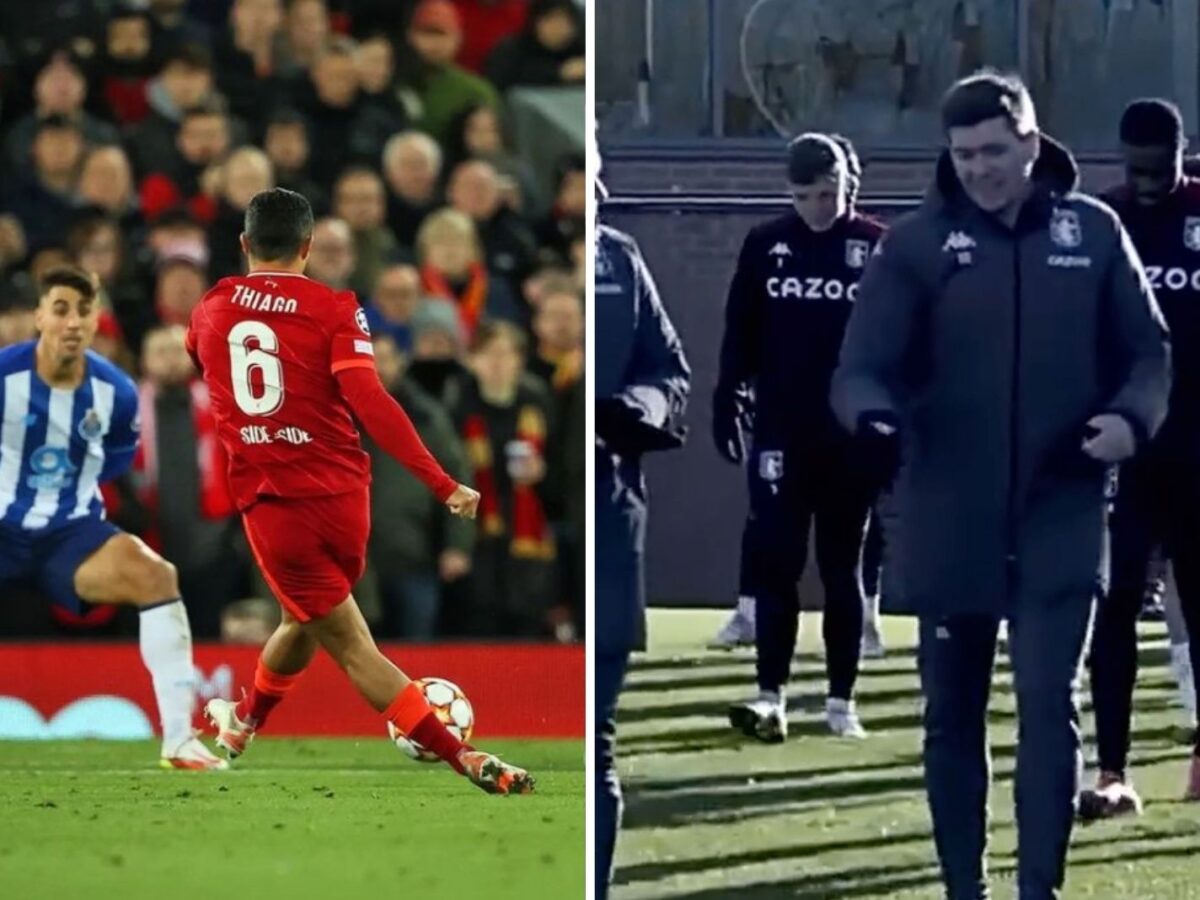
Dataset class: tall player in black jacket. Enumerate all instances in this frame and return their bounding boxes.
[714,133,885,741]
[1082,99,1200,818]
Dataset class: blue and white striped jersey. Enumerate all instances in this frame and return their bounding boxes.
[0,341,140,531]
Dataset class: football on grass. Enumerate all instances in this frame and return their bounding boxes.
[387,677,475,762]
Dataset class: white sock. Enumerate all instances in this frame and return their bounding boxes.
[862,591,880,627]
[757,688,784,708]
[827,697,854,715]
[737,595,756,622]
[139,599,197,748]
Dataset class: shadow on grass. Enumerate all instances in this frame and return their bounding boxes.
[613,827,933,885]
[626,830,1199,900]
[626,753,925,793]
[620,768,932,831]
[620,742,1191,833]
[654,858,944,900]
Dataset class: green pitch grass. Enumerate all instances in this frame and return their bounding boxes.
[0,737,582,900]
[612,610,1200,900]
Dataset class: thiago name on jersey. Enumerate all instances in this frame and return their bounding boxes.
[230,284,299,314]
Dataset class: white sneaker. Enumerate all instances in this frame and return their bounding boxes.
[728,696,787,743]
[708,596,756,649]
[826,697,867,739]
[861,617,886,659]
[1171,643,1197,727]
[160,732,229,771]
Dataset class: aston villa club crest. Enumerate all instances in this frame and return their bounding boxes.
[758,450,784,483]
[1184,217,1200,252]
[1050,208,1082,249]
[77,409,103,441]
[845,240,869,269]
[595,244,613,279]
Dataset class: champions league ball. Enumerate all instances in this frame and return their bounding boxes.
[387,677,475,762]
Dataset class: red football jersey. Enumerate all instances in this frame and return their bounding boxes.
[186,271,379,510]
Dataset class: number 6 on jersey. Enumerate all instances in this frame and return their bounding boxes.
[229,320,284,416]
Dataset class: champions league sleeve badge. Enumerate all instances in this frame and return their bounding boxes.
[1050,208,1083,248]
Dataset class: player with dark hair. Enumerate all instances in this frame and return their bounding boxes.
[709,131,883,656]
[1079,97,1200,818]
[715,132,886,741]
[0,265,225,770]
[192,188,532,794]
[834,69,1169,898]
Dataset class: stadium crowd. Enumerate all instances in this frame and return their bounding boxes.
[0,0,586,643]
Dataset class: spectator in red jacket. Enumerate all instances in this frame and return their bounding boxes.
[452,0,528,75]
[97,5,160,125]
[139,99,230,224]
[134,323,241,637]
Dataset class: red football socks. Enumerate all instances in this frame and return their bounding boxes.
[235,660,302,728]
[384,681,469,774]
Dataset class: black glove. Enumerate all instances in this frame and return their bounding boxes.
[854,411,901,492]
[596,397,643,456]
[712,382,754,464]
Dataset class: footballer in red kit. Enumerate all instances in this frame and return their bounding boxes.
[190,188,533,795]
[187,269,456,620]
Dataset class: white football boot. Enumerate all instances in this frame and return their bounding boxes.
[160,732,229,771]
[204,696,256,760]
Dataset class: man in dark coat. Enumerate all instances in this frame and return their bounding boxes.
[833,71,1170,900]
[594,216,690,898]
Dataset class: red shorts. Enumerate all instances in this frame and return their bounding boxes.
[241,488,370,622]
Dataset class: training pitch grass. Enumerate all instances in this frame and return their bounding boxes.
[612,610,1200,899]
[0,737,582,900]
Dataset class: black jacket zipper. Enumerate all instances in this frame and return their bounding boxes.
[1006,238,1022,597]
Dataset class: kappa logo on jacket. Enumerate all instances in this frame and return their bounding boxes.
[942,231,976,252]
[768,242,792,269]
[942,230,976,265]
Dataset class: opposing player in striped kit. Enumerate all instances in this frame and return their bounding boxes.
[0,266,225,770]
